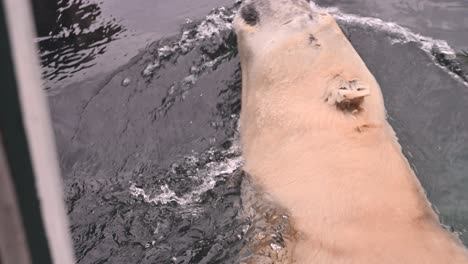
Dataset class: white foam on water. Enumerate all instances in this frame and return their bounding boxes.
[130,183,184,205]
[143,7,235,74]
[195,7,234,40]
[129,144,243,206]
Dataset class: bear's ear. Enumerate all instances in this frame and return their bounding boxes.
[241,3,259,26]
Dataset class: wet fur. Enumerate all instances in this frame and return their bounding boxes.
[234,0,468,263]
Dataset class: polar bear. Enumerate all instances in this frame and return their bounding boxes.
[233,0,468,263]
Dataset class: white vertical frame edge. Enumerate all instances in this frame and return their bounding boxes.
[2,0,75,263]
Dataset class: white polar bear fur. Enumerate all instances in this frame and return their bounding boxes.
[234,1,468,263]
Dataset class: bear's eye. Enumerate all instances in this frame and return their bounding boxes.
[241,3,259,26]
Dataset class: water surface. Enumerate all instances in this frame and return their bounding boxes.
[317,0,468,51]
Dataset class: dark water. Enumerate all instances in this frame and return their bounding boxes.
[50,7,250,263]
[33,0,126,86]
[34,0,468,263]
[316,0,468,51]
[32,0,235,90]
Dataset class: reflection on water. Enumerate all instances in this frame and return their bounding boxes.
[33,0,125,86]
